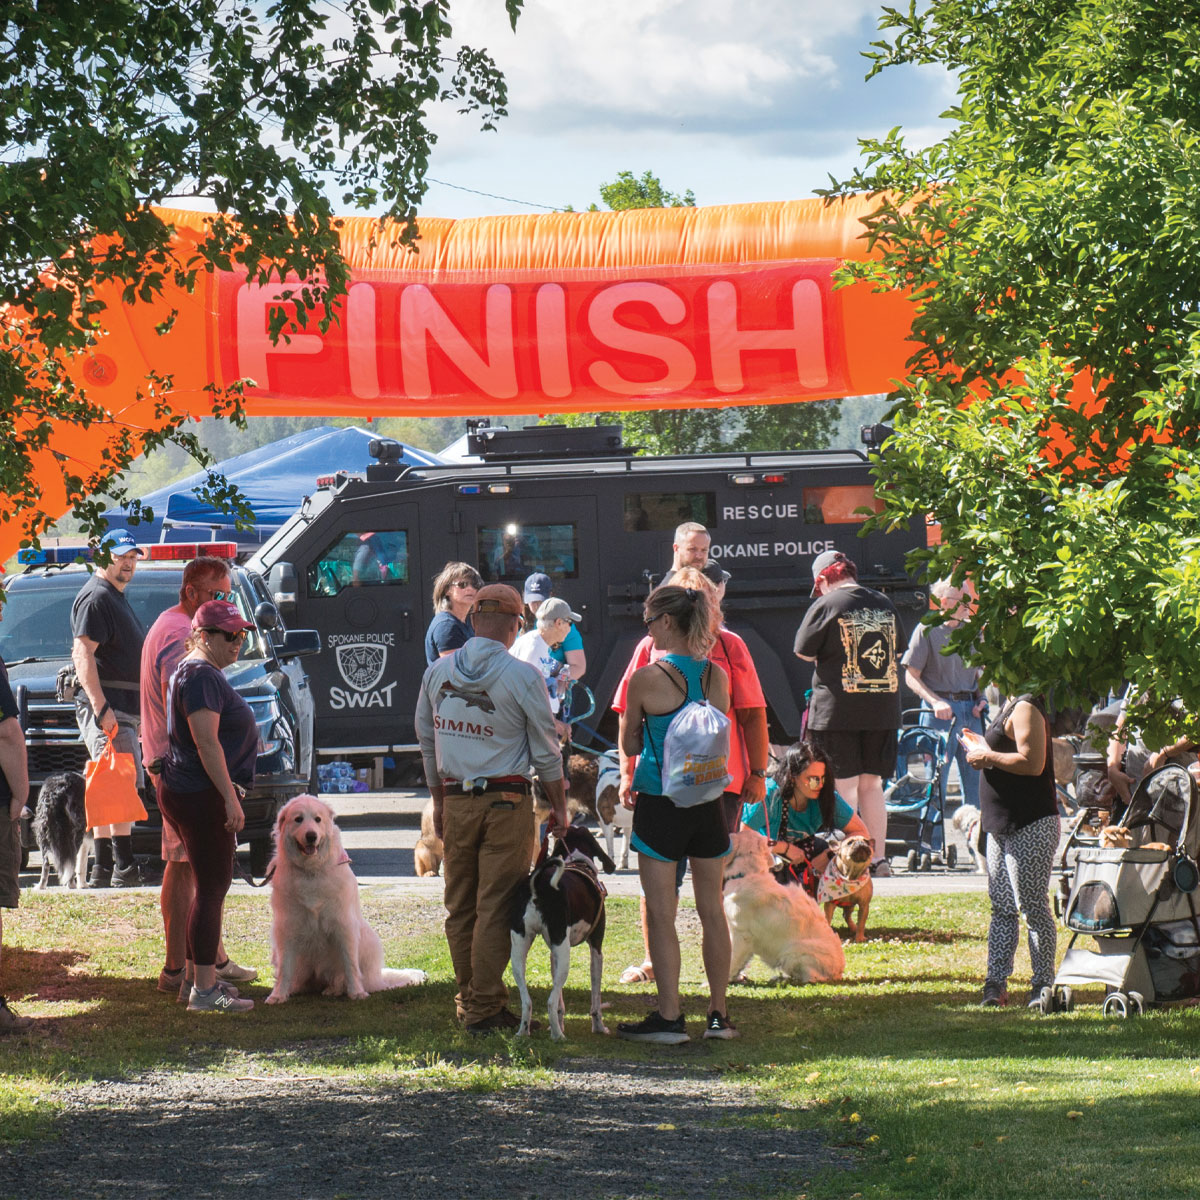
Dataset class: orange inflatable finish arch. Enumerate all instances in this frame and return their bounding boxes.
[34,196,917,557]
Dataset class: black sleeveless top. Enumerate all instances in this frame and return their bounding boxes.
[978,694,1058,836]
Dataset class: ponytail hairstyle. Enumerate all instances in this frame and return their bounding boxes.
[643,584,716,659]
[665,566,722,637]
[772,739,838,831]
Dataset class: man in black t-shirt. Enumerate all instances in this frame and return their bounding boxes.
[794,550,900,876]
[71,530,148,888]
[0,654,32,1032]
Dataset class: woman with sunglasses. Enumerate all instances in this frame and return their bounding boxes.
[424,562,483,665]
[755,741,871,893]
[159,600,259,1014]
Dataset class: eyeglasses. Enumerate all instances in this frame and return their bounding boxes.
[205,589,230,602]
[204,628,247,644]
[644,613,666,627]
[801,773,826,785]
[451,581,477,590]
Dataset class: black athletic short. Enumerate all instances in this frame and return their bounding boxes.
[807,727,897,780]
[631,792,731,863]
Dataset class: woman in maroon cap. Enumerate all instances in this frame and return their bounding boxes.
[159,600,259,1014]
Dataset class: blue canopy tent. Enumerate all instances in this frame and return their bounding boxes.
[108,426,440,548]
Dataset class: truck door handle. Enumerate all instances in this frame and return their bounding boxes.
[402,610,411,641]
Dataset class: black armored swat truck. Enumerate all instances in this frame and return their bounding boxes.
[249,421,927,760]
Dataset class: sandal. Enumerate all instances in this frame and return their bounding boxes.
[619,963,655,984]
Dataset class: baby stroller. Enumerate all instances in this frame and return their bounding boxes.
[1041,763,1200,1017]
[884,712,956,872]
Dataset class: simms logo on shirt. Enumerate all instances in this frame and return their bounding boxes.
[838,609,897,694]
[433,682,496,740]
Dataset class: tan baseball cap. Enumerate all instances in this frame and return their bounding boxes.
[471,583,523,616]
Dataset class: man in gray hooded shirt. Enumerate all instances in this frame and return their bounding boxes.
[416,583,567,1034]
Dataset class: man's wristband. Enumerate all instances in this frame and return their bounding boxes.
[96,702,111,720]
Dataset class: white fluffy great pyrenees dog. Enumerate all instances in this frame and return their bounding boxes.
[723,830,845,984]
[266,794,426,1003]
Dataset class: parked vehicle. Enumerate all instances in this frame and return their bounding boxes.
[7,544,320,873]
[249,420,928,756]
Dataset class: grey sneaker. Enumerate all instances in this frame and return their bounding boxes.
[0,996,32,1034]
[870,859,892,878]
[617,1010,689,1044]
[178,975,240,1003]
[187,984,254,1014]
[215,958,259,984]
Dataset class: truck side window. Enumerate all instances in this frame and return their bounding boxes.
[306,530,410,597]
[802,485,885,524]
[477,522,578,584]
[622,492,716,532]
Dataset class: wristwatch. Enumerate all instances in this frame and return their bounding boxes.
[751,768,768,778]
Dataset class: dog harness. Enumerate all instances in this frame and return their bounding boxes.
[560,849,608,901]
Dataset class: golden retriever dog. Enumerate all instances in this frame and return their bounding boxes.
[413,797,444,877]
[266,795,427,1003]
[723,830,845,984]
[817,835,873,942]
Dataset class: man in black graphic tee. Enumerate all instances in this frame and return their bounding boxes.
[794,551,900,876]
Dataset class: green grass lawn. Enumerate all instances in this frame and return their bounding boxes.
[3,888,1200,1199]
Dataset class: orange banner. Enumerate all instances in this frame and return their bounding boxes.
[20,196,916,562]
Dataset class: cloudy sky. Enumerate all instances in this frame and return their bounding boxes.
[418,0,956,218]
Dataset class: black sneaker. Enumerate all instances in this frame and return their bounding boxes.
[703,1011,740,1040]
[979,981,1009,1007]
[110,864,143,888]
[86,866,112,889]
[617,1010,689,1044]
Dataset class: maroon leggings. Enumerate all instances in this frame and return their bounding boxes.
[157,782,234,967]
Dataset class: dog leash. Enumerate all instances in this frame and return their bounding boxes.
[232,855,275,888]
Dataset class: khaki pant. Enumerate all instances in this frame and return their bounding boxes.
[442,790,534,1025]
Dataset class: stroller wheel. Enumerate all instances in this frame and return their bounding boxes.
[1102,991,1133,1019]
[946,845,958,869]
[906,849,919,873]
[920,853,933,872]
[1128,991,1145,1015]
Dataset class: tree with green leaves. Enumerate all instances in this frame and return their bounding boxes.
[833,0,1200,744]
[555,171,841,456]
[0,0,519,554]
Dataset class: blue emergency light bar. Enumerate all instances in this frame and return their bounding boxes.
[17,546,91,566]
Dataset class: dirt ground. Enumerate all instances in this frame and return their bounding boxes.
[1,1055,854,1199]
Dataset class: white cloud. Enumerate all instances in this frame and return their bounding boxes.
[414,0,956,216]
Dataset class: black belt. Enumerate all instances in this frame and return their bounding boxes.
[944,691,980,701]
[443,776,531,797]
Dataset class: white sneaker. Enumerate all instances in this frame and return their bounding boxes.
[187,984,254,1014]
[215,959,259,984]
[179,976,241,1004]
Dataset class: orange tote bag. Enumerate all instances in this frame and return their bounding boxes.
[83,731,148,827]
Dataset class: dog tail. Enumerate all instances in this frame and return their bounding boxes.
[377,968,428,990]
[534,860,567,905]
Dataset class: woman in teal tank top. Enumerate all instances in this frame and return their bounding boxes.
[617,585,735,1044]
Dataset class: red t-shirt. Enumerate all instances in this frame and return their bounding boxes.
[612,627,766,793]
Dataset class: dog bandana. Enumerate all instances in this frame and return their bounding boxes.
[817,858,868,906]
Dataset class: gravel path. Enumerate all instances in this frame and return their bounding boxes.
[1,1055,854,1199]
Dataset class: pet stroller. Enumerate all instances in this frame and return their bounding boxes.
[884,711,956,872]
[1041,762,1200,1017]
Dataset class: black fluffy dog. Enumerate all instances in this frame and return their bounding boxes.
[32,772,90,890]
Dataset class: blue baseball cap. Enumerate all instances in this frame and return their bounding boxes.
[523,572,553,604]
[99,530,146,558]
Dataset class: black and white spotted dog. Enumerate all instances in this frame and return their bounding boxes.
[509,825,615,1040]
[32,772,91,890]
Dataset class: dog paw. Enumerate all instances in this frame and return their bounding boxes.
[348,990,369,1001]
[265,992,287,1005]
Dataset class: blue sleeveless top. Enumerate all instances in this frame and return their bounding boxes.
[632,654,710,796]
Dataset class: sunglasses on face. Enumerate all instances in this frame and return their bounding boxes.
[644,613,666,627]
[801,773,825,785]
[204,628,247,643]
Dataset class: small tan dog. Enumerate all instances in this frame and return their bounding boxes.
[413,797,444,877]
[267,795,426,1003]
[1100,825,1132,849]
[817,835,874,942]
